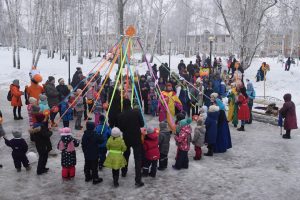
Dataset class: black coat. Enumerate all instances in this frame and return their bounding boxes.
[56,85,70,102]
[4,138,28,157]
[159,65,169,79]
[29,123,53,154]
[81,130,103,160]
[187,64,194,75]
[140,81,150,99]
[58,135,80,167]
[178,63,186,72]
[108,90,121,128]
[71,71,81,88]
[44,82,60,108]
[117,108,144,146]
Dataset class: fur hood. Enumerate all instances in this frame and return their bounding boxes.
[208,105,220,113]
[28,126,41,134]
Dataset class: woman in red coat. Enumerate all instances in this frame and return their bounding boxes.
[279,93,298,139]
[237,87,250,131]
[10,79,24,120]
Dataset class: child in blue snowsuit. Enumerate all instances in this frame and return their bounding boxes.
[95,115,111,170]
[60,101,73,128]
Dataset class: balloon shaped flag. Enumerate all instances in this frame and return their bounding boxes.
[125,25,136,37]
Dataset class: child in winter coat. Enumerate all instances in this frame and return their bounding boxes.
[104,127,127,187]
[95,115,111,170]
[29,113,53,175]
[158,121,171,170]
[94,96,104,126]
[27,97,38,127]
[4,130,31,172]
[39,94,50,114]
[150,95,158,117]
[143,127,160,177]
[57,127,80,179]
[192,118,206,160]
[74,89,85,130]
[60,100,73,128]
[173,117,192,170]
[81,121,104,184]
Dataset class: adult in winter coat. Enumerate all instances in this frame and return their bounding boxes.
[44,76,60,127]
[116,99,145,187]
[152,64,158,79]
[25,74,44,104]
[71,67,83,88]
[237,87,250,131]
[56,78,70,102]
[158,121,171,170]
[177,81,191,117]
[81,121,104,184]
[187,61,195,79]
[204,105,220,156]
[29,113,52,175]
[173,118,192,170]
[214,99,232,153]
[158,83,182,122]
[159,63,169,83]
[246,79,256,124]
[140,75,150,114]
[57,127,80,179]
[203,82,214,108]
[108,89,121,128]
[143,127,160,177]
[178,60,186,74]
[279,94,298,139]
[285,57,291,71]
[10,79,24,120]
[104,127,127,187]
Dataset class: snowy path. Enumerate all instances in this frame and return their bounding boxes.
[1,89,300,200]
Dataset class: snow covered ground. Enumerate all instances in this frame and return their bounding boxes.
[0,48,300,200]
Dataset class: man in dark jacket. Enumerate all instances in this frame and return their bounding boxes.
[81,121,104,184]
[159,63,169,83]
[187,61,195,80]
[29,113,52,175]
[178,60,186,74]
[44,76,60,127]
[279,93,298,139]
[285,57,291,71]
[117,99,145,187]
[140,75,150,114]
[71,67,82,88]
[152,64,158,79]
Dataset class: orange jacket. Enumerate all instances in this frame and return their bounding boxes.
[25,82,44,101]
[10,84,23,107]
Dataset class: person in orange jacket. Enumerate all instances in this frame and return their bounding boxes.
[25,74,44,104]
[10,80,24,120]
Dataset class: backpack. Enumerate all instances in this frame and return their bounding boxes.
[7,90,12,101]
[58,140,75,152]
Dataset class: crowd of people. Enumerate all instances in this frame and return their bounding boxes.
[0,55,297,188]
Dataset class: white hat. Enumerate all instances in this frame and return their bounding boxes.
[111,127,122,138]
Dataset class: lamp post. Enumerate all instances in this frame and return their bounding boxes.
[168,39,172,69]
[67,34,72,85]
[208,36,215,73]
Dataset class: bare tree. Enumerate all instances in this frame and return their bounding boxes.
[215,0,278,70]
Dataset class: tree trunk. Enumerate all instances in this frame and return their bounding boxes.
[78,0,83,64]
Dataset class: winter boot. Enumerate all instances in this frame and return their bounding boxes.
[0,164,2,168]
[282,133,291,139]
[113,176,119,187]
[16,168,21,172]
[14,116,19,120]
[18,116,24,120]
[135,181,145,188]
[233,124,237,128]
[26,166,31,171]
[237,125,245,131]
[93,178,103,185]
[204,145,213,157]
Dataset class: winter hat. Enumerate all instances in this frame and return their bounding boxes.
[208,105,220,113]
[12,79,19,86]
[210,93,218,100]
[59,127,72,136]
[35,113,45,122]
[176,112,186,123]
[29,97,37,104]
[12,129,22,138]
[32,105,41,113]
[197,117,204,126]
[75,89,82,96]
[146,126,155,134]
[58,78,64,84]
[99,115,105,123]
[39,94,47,102]
[159,121,168,132]
[111,127,122,138]
[86,121,95,131]
[48,76,55,83]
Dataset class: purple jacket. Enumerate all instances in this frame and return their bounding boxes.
[279,94,298,130]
